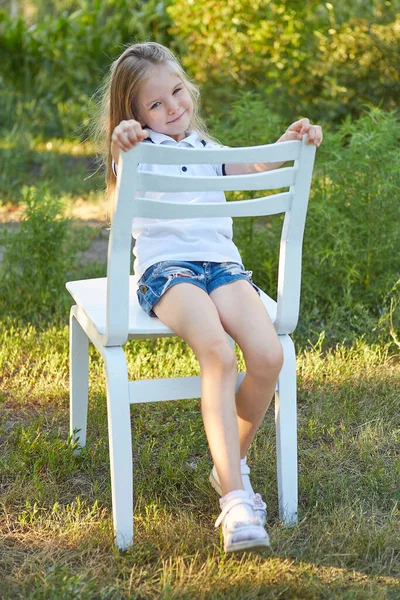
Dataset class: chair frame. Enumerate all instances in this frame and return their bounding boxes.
[67,136,316,549]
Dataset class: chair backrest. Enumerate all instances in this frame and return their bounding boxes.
[105,137,316,345]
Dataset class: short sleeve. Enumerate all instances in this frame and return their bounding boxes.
[206,140,228,177]
[112,159,118,177]
[212,162,226,177]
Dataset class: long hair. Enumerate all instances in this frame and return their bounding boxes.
[94,42,214,198]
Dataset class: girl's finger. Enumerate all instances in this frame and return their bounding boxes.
[111,133,126,151]
[128,123,148,143]
[119,131,135,149]
[116,132,135,151]
[122,127,137,143]
[307,126,323,146]
[290,117,310,131]
[285,129,302,140]
[312,126,323,145]
[118,125,148,149]
[133,122,147,137]
[300,121,312,134]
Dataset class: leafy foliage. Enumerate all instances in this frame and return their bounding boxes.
[0,0,174,137]
[169,0,400,123]
[0,186,82,320]
[1,1,399,135]
[224,105,400,346]
[304,107,400,312]
[0,2,399,345]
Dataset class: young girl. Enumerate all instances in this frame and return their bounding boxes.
[100,42,322,553]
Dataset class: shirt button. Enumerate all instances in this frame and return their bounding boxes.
[182,166,187,172]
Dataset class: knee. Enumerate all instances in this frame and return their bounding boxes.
[246,342,283,380]
[199,339,237,373]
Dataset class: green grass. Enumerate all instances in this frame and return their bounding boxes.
[0,132,104,206]
[0,325,399,599]
[0,124,399,598]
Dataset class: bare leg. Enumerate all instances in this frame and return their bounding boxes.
[210,280,283,458]
[199,344,243,495]
[235,369,278,458]
[153,283,244,495]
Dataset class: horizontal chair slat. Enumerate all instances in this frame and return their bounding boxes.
[133,191,292,219]
[129,376,202,403]
[137,166,296,192]
[129,373,250,404]
[137,139,301,164]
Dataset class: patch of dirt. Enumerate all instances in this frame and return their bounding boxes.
[76,222,110,265]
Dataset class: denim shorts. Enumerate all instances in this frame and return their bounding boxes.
[136,260,261,318]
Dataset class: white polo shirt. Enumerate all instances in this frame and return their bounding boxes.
[113,129,243,285]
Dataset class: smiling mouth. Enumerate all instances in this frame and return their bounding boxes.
[167,111,186,124]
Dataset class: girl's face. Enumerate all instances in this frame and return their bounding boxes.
[137,65,193,141]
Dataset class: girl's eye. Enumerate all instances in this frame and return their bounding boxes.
[150,88,182,109]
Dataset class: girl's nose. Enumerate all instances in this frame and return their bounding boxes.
[167,99,179,114]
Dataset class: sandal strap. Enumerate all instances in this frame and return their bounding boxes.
[224,517,261,531]
[215,496,254,528]
[252,493,267,510]
[240,463,251,476]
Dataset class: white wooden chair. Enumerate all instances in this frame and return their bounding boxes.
[66,136,316,549]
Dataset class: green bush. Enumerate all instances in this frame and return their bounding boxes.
[207,90,284,146]
[1,1,399,137]
[0,0,174,137]
[228,105,400,346]
[303,108,400,310]
[0,186,82,321]
[0,125,35,204]
[169,0,400,124]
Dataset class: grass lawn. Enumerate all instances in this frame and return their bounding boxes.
[0,134,399,598]
[0,325,399,599]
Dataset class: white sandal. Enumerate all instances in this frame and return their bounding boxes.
[209,464,268,527]
[215,493,270,553]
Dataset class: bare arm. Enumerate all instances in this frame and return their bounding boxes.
[224,118,323,176]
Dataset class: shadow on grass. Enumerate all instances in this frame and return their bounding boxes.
[1,512,399,599]
[1,321,399,598]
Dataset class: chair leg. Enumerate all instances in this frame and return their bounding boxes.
[103,346,133,550]
[70,311,89,453]
[275,334,298,526]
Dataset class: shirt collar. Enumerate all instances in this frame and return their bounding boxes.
[144,129,204,148]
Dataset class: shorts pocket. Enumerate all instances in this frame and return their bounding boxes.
[136,279,160,315]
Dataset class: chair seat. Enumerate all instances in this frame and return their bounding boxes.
[66,276,277,338]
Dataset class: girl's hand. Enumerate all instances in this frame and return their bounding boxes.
[278,118,323,147]
[111,119,149,152]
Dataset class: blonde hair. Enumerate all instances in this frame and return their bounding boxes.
[94,42,214,198]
